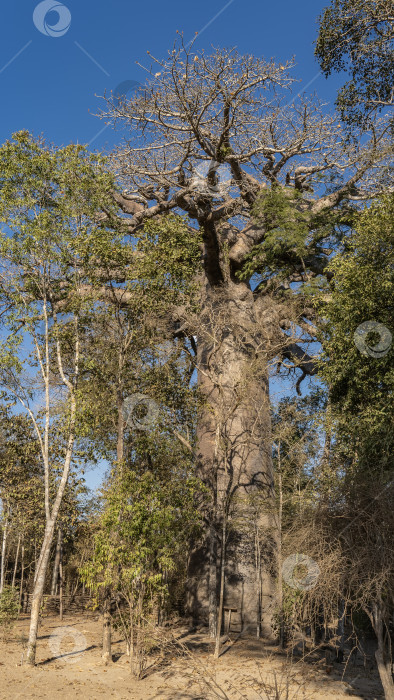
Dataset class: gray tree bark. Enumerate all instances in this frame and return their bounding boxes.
[187,281,278,637]
[102,589,112,665]
[51,528,62,596]
[11,534,21,589]
[18,542,24,613]
[26,520,57,664]
[26,429,76,665]
[59,534,63,621]
[0,506,10,594]
[208,518,218,637]
[370,600,394,700]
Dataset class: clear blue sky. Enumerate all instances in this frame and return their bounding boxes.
[0,0,339,490]
[1,0,343,151]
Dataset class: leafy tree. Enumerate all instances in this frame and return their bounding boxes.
[314,194,394,698]
[319,192,394,486]
[0,131,119,664]
[0,408,43,599]
[316,0,394,127]
[81,443,202,676]
[0,585,19,637]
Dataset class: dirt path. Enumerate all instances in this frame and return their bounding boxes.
[0,615,384,699]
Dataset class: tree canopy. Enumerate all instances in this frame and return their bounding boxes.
[315,0,394,127]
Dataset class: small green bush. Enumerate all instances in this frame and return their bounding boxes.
[0,585,19,635]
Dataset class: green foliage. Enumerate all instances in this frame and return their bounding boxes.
[84,468,199,587]
[319,193,394,482]
[80,450,203,672]
[135,214,202,311]
[0,132,126,614]
[0,131,119,271]
[315,0,394,126]
[0,586,19,634]
[0,130,121,364]
[238,186,311,280]
[0,407,45,540]
[0,130,124,434]
[80,444,203,622]
[237,185,348,296]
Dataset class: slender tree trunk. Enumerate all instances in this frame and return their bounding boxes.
[214,515,227,658]
[277,445,285,648]
[26,425,76,665]
[51,528,62,596]
[0,506,10,594]
[59,535,63,621]
[102,589,112,664]
[26,521,55,664]
[131,586,145,678]
[117,390,125,478]
[208,510,218,637]
[255,521,262,639]
[370,601,394,700]
[18,542,24,614]
[12,534,21,589]
[187,282,278,637]
[336,598,345,662]
[101,388,124,664]
[129,602,135,660]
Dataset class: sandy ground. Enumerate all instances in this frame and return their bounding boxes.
[0,614,385,699]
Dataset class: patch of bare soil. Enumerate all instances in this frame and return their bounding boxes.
[0,615,385,699]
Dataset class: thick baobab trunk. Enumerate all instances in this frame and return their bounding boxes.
[187,282,278,638]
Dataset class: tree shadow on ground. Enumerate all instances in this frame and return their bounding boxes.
[36,645,97,665]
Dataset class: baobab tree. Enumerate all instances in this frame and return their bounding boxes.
[98,40,392,636]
